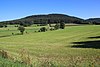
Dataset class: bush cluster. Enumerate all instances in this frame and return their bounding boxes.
[38,27,47,32]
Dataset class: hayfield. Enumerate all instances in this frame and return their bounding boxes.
[0,25,100,67]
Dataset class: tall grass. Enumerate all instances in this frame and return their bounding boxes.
[0,49,99,67]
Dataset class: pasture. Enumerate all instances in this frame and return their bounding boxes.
[0,25,100,67]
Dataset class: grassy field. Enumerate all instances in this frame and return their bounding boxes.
[0,25,100,67]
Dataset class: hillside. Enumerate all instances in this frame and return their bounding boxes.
[1,14,100,25]
[86,18,100,24]
[1,14,85,25]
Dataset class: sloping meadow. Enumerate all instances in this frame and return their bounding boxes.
[0,25,100,67]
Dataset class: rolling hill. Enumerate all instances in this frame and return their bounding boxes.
[86,18,100,24]
[1,14,100,25]
[1,14,84,25]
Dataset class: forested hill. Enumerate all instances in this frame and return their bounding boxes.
[24,14,84,24]
[1,14,84,25]
[1,14,100,25]
[85,18,100,24]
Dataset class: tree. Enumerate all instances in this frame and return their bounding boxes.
[54,23,60,30]
[39,27,47,32]
[60,22,65,29]
[18,26,25,35]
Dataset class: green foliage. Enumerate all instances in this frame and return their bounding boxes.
[39,27,47,32]
[86,18,100,24]
[0,56,30,67]
[4,25,7,28]
[60,22,65,29]
[0,24,7,28]
[54,23,60,30]
[18,26,25,35]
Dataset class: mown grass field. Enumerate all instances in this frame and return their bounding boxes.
[0,25,100,67]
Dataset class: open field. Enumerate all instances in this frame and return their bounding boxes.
[0,25,100,67]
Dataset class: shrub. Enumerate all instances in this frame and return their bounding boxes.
[4,25,7,28]
[60,22,65,29]
[39,27,47,32]
[18,26,25,35]
[54,23,60,30]
[0,25,3,28]
[38,30,41,32]
[15,25,18,27]
[12,33,14,35]
[34,31,37,32]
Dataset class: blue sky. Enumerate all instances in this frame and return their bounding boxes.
[0,0,100,21]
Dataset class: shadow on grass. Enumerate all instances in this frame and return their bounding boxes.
[0,35,12,38]
[0,33,21,38]
[71,40,100,49]
[88,36,100,39]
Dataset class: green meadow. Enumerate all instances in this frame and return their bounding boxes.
[0,25,100,67]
